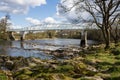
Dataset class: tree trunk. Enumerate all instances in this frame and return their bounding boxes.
[105,28,110,49]
[101,27,110,49]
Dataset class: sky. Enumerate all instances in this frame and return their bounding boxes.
[0,0,95,29]
[0,0,119,29]
[0,0,64,28]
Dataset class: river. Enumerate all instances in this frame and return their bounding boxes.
[0,39,96,59]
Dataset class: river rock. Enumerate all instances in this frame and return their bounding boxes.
[3,70,13,80]
[30,57,43,64]
[0,58,4,62]
[49,64,58,70]
[55,49,64,53]
[5,60,14,70]
[28,63,37,67]
[83,76,103,80]
[67,52,74,57]
[87,65,98,72]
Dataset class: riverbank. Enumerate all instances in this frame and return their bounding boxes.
[0,43,120,80]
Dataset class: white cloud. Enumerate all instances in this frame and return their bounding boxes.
[43,17,58,23]
[26,17,60,25]
[0,16,5,20]
[25,17,41,25]
[0,0,46,14]
[57,0,92,24]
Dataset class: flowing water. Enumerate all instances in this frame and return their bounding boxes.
[0,39,96,59]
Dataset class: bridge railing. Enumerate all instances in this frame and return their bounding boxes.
[6,23,97,32]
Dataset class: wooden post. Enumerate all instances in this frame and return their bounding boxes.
[80,30,87,48]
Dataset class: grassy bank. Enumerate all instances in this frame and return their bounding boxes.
[0,43,120,80]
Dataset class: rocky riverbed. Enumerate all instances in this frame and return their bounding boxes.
[0,44,120,80]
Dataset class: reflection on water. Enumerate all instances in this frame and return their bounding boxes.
[20,41,24,49]
[0,39,96,59]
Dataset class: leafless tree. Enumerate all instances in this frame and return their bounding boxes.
[58,0,120,49]
[110,15,120,43]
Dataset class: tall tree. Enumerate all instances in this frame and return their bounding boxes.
[58,0,120,49]
[0,14,11,40]
[110,16,120,43]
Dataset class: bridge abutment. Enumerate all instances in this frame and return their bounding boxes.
[80,30,87,48]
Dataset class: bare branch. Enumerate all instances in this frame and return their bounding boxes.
[110,13,120,26]
[109,0,120,16]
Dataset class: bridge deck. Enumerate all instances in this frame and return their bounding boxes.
[6,24,88,32]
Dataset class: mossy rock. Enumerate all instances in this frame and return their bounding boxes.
[0,73,8,80]
[0,70,10,80]
[73,62,97,76]
[73,62,87,74]
[14,69,32,78]
[80,76,103,80]
[74,62,87,69]
[88,46,105,53]
[55,64,74,73]
[16,74,30,80]
[22,69,32,75]
[103,76,120,80]
[35,73,73,80]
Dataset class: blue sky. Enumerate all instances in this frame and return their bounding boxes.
[1,0,119,29]
[0,0,61,27]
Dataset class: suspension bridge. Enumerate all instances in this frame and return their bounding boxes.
[7,23,87,32]
[6,23,94,47]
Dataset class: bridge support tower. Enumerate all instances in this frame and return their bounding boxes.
[20,31,25,41]
[8,31,15,40]
[80,30,87,48]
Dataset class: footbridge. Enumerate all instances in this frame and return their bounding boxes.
[7,23,87,32]
[7,23,93,47]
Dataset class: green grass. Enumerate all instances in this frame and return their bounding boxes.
[86,44,120,80]
[0,73,7,80]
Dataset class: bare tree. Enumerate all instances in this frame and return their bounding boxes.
[0,14,11,40]
[58,0,120,49]
[110,16,120,43]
